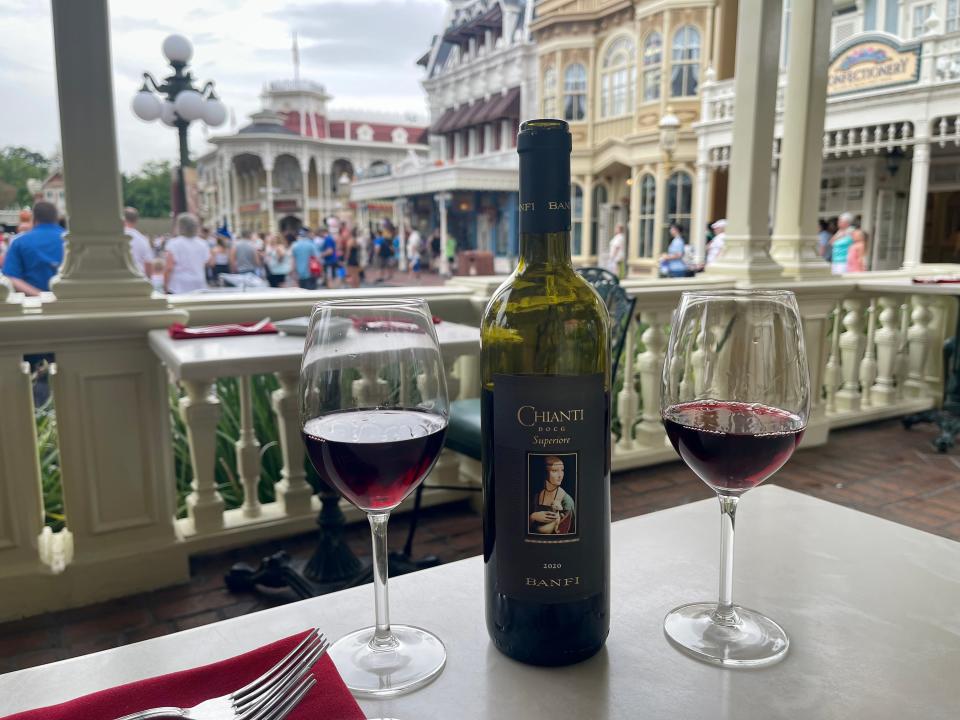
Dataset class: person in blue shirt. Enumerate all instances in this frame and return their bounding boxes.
[291,230,320,290]
[660,223,689,278]
[320,229,338,287]
[2,201,64,295]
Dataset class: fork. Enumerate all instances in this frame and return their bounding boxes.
[114,629,328,720]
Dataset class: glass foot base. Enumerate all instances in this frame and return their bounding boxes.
[664,602,789,668]
[329,624,446,698]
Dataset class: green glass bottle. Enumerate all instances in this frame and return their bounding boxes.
[481,119,611,666]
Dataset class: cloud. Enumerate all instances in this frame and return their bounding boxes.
[0,0,444,173]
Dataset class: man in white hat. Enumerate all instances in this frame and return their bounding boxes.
[706,219,726,265]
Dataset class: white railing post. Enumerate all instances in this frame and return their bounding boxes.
[859,300,878,407]
[616,316,639,453]
[236,376,263,519]
[636,312,667,447]
[836,298,865,412]
[896,300,911,400]
[180,380,225,533]
[824,302,842,414]
[271,371,314,516]
[905,294,933,398]
[870,297,900,406]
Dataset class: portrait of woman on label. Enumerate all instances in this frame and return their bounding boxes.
[528,454,577,536]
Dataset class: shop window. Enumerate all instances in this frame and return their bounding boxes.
[947,0,960,32]
[572,183,584,255]
[600,36,636,118]
[564,64,587,121]
[664,170,692,246]
[670,26,700,97]
[912,3,933,37]
[639,173,656,257]
[591,184,608,255]
[642,32,662,102]
[543,65,557,118]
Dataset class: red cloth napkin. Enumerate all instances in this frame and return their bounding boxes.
[168,321,278,339]
[2,630,365,720]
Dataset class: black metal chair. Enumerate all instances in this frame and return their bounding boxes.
[399,268,636,560]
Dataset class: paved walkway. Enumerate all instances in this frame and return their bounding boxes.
[1,418,957,673]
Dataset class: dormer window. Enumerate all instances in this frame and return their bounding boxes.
[357,124,374,142]
[392,127,409,144]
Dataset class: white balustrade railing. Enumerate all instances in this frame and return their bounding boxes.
[0,274,954,621]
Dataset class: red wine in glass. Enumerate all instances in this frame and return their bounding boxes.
[663,400,805,492]
[302,408,447,511]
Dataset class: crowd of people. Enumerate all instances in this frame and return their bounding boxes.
[0,204,462,296]
[650,212,868,278]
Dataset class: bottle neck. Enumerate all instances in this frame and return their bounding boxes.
[519,230,572,269]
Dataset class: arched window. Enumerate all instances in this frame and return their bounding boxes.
[671,26,701,97]
[591,184,608,255]
[638,174,656,257]
[563,64,587,121]
[542,65,557,118]
[664,170,692,247]
[571,183,584,255]
[600,36,636,118]
[642,32,662,102]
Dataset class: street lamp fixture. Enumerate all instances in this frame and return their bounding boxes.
[659,107,681,158]
[132,34,226,215]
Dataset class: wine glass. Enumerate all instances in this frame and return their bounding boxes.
[660,290,810,667]
[300,298,448,696]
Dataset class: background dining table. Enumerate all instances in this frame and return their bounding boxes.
[1,485,958,719]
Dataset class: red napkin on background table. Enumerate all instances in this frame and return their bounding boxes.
[168,320,278,339]
[2,631,364,720]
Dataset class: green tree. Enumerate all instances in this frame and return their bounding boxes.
[0,146,50,208]
[121,160,172,217]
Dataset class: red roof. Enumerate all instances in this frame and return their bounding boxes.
[278,111,427,144]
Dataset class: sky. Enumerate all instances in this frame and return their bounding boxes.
[0,0,445,174]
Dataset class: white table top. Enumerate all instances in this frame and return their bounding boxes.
[148,319,480,382]
[2,486,958,720]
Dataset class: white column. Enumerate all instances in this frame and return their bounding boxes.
[628,166,641,271]
[692,150,710,264]
[48,0,155,308]
[582,174,595,264]
[705,0,783,280]
[902,136,931,269]
[229,163,240,235]
[264,156,276,234]
[436,192,451,277]
[770,0,833,279]
[301,170,310,226]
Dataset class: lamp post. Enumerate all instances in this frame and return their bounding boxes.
[132,34,227,215]
[658,108,680,254]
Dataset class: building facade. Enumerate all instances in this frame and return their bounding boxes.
[195,80,429,234]
[349,0,537,269]
[697,0,960,269]
[531,0,719,272]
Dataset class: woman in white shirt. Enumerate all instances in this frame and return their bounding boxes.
[164,213,212,294]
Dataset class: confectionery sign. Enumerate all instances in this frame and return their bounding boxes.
[828,35,921,96]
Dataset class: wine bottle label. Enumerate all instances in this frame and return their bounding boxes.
[491,373,606,601]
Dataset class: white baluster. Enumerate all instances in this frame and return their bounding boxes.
[905,295,933,398]
[272,371,313,516]
[179,380,225,533]
[870,297,900,406]
[895,300,910,400]
[616,314,639,453]
[420,357,461,486]
[859,300,878,407]
[235,376,262,518]
[636,312,666,446]
[352,363,389,406]
[690,326,709,396]
[823,302,842,414]
[836,298,865,412]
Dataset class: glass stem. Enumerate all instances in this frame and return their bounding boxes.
[367,511,398,650]
[714,494,741,626]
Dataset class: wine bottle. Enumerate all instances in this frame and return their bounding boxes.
[481,119,611,666]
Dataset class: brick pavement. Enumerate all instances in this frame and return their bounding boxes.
[1,418,957,673]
